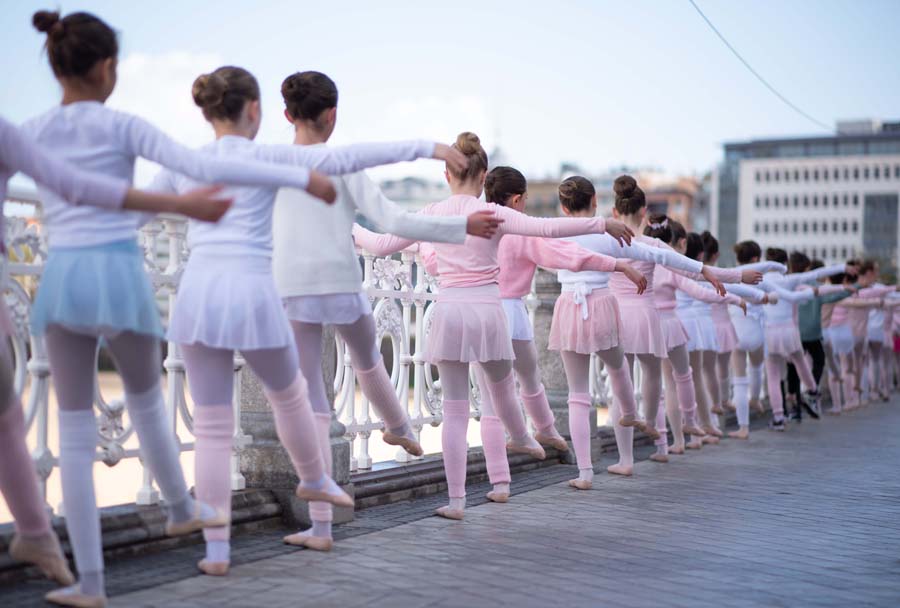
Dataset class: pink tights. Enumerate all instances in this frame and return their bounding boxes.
[182,343,325,543]
[766,350,817,418]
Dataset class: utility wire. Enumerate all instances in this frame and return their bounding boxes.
[687,0,831,131]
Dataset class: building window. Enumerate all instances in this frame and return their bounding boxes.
[823,167,829,182]
[812,222,818,233]
[843,167,849,180]
[864,166,870,179]
[895,165,899,178]
[755,170,760,182]
[852,220,858,233]
[773,223,779,234]
[765,171,771,182]
[803,196,809,207]
[804,168,810,181]
[832,194,838,207]
[794,169,800,181]
[793,196,799,208]
[823,222,828,233]
[854,167,859,179]
[842,220,848,232]
[763,222,769,234]
[774,196,780,209]
[853,194,859,206]
[833,167,839,180]
[813,169,819,181]
[774,170,780,182]
[841,247,847,258]
[823,195,828,208]
[754,221,759,232]
[843,194,848,206]
[884,165,890,179]
[764,197,770,208]
[813,195,819,208]
[754,196,760,208]
[874,166,880,179]
[832,220,838,232]
[802,222,808,233]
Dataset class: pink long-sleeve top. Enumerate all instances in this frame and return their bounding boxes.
[607,235,703,299]
[654,265,742,312]
[351,194,608,289]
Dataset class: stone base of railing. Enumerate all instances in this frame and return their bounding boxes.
[0,490,283,585]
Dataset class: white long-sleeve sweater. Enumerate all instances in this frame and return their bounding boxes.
[273,145,466,297]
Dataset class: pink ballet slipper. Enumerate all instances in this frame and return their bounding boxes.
[382,428,424,457]
[283,531,334,552]
[165,503,230,537]
[649,453,669,463]
[568,478,592,490]
[9,532,75,586]
[534,428,568,451]
[45,586,106,608]
[435,506,465,520]
[486,489,510,503]
[197,559,229,576]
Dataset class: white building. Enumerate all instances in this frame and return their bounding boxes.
[715,120,900,272]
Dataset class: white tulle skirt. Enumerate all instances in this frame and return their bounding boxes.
[502,298,534,341]
[168,251,292,350]
[283,292,372,325]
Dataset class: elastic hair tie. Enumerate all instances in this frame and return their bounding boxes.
[649,218,668,230]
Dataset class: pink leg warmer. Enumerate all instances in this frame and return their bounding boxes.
[355,363,407,433]
[441,400,470,498]
[0,403,49,536]
[193,406,234,542]
[520,385,555,434]
[567,393,593,471]
[766,358,785,417]
[480,416,511,485]
[308,413,334,524]
[673,368,699,426]
[263,374,324,483]
[654,401,668,447]
[486,371,528,440]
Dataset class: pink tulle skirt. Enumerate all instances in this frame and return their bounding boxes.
[765,321,803,357]
[549,289,620,354]
[714,318,739,353]
[658,309,689,351]
[615,295,668,358]
[424,285,514,363]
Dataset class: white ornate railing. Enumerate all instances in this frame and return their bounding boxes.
[4,196,623,512]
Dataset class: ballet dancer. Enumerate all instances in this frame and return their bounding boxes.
[352,132,635,518]
[0,116,232,588]
[24,9,419,604]
[272,71,501,550]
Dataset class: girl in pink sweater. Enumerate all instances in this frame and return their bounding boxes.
[352,132,634,519]
[421,166,646,501]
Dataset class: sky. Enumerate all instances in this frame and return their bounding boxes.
[2,0,899,187]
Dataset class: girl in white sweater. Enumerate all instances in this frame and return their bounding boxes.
[272,72,500,551]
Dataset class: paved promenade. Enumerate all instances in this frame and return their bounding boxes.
[9,400,900,607]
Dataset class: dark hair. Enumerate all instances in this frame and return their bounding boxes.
[669,219,686,245]
[734,240,762,264]
[788,251,811,273]
[484,166,526,205]
[613,175,646,215]
[685,232,704,261]
[810,259,824,270]
[828,272,846,285]
[193,66,260,122]
[766,247,788,265]
[643,213,672,243]
[33,10,118,79]
[281,71,338,121]
[558,176,595,213]
[700,231,719,260]
[449,132,488,182]
[858,259,876,275]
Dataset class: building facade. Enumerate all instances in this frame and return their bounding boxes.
[716,120,900,271]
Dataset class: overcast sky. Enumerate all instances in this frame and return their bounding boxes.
[3,0,899,186]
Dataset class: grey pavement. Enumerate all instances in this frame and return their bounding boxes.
[109,400,900,608]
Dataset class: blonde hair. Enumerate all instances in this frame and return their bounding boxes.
[449,131,488,182]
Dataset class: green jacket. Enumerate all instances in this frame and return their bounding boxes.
[798,282,851,342]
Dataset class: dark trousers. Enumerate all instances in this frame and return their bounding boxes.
[787,339,826,410]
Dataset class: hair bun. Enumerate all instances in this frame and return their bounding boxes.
[32,10,64,38]
[613,174,637,198]
[192,72,227,110]
[455,131,481,155]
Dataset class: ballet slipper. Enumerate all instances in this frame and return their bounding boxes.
[825,407,841,416]
[637,422,660,440]
[682,423,707,437]
[295,481,354,508]
[618,413,643,429]
[711,405,725,415]
[45,586,106,608]
[649,453,669,463]
[197,559,229,576]
[702,435,720,445]
[749,398,765,414]
[435,506,465,520]
[606,463,633,476]
[703,425,724,438]
[283,531,334,552]
[685,438,703,450]
[669,445,685,455]
[728,427,749,440]
[724,401,737,412]
[533,428,569,452]
[486,490,510,503]
[165,503,229,537]
[9,532,75,586]
[382,430,424,457]
[568,478,592,490]
[506,437,546,460]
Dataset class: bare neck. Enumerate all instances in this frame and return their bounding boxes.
[292,122,328,146]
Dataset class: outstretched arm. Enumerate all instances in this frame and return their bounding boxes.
[674,273,741,305]
[523,237,617,273]
[352,223,417,256]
